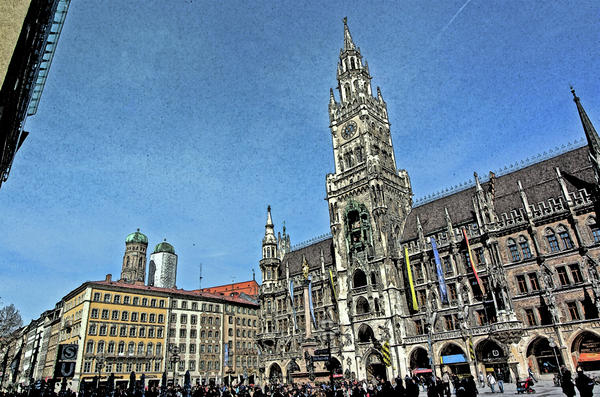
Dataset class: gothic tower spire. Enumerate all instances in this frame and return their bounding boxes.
[343,17,356,51]
[572,87,600,181]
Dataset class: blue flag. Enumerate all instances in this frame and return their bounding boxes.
[289,280,297,330]
[308,276,317,328]
[430,237,448,304]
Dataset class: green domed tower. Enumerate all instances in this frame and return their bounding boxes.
[121,228,148,283]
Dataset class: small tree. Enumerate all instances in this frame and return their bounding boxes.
[0,304,23,346]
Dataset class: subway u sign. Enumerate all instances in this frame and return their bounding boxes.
[54,344,78,378]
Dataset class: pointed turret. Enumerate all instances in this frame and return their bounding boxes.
[260,206,281,284]
[572,87,600,181]
[343,17,356,51]
[329,88,336,105]
[263,205,277,245]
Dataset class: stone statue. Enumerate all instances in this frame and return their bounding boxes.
[302,257,309,280]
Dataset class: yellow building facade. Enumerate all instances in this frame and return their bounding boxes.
[60,277,170,389]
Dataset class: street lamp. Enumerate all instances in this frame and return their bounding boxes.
[548,337,561,385]
[169,346,180,388]
[96,354,106,390]
[322,320,339,388]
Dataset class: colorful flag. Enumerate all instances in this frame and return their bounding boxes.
[308,276,317,328]
[462,228,484,292]
[329,269,337,301]
[404,246,419,311]
[289,280,297,330]
[381,341,391,367]
[224,343,229,367]
[430,237,448,304]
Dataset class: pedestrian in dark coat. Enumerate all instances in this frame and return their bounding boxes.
[561,370,576,397]
[575,367,595,397]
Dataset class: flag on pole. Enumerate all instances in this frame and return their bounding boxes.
[430,237,448,304]
[404,247,419,311]
[289,280,297,330]
[462,228,485,292]
[381,341,391,367]
[308,276,317,328]
[329,269,337,301]
[468,337,476,360]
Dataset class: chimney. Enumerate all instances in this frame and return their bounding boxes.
[105,274,112,282]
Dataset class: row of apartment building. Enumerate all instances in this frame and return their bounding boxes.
[2,261,259,391]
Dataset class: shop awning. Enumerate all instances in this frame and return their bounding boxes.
[440,354,467,364]
[578,353,600,362]
[412,368,432,374]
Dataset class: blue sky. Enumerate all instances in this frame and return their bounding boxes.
[1,1,599,321]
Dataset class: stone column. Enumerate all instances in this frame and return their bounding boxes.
[304,281,312,339]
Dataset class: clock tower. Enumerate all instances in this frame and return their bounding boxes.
[326,18,413,380]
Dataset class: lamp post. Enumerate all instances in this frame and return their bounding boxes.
[169,346,180,388]
[548,337,561,385]
[96,354,106,391]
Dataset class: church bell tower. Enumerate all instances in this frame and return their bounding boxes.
[325,18,413,380]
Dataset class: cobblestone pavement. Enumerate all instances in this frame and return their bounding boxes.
[474,380,600,396]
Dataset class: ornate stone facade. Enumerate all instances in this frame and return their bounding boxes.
[257,19,600,383]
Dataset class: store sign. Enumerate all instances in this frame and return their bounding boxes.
[54,344,78,378]
[440,354,467,364]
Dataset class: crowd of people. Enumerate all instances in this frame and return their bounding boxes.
[1,366,598,397]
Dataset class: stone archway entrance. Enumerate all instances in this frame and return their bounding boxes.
[268,363,282,384]
[409,347,432,377]
[476,339,510,382]
[526,337,564,374]
[571,332,600,371]
[366,351,387,381]
[440,344,471,377]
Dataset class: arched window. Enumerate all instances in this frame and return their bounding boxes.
[344,83,351,100]
[557,225,574,250]
[86,341,94,353]
[108,341,115,353]
[138,257,143,266]
[357,324,374,343]
[356,297,370,314]
[118,341,125,354]
[137,342,144,354]
[507,238,520,261]
[97,341,105,353]
[128,342,135,354]
[518,236,532,259]
[545,228,559,253]
[587,216,600,243]
[126,257,130,266]
[370,272,377,285]
[350,58,356,69]
[353,269,367,288]
[147,343,153,355]
[374,298,380,313]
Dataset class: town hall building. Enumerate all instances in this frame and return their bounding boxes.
[256,19,600,384]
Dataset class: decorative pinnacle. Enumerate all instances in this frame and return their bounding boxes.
[570,85,577,99]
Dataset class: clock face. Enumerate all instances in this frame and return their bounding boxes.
[342,121,357,139]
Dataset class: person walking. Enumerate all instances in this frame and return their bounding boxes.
[495,369,504,393]
[575,367,595,397]
[527,366,537,383]
[561,370,576,397]
[486,373,496,394]
[478,372,485,389]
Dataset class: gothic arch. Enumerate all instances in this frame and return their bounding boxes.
[357,324,374,343]
[475,338,506,362]
[526,336,563,374]
[356,296,370,314]
[569,330,600,371]
[408,346,429,370]
[353,269,367,288]
[268,362,283,383]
